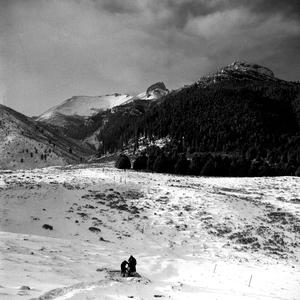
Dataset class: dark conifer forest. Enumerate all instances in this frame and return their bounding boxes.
[99,77,300,176]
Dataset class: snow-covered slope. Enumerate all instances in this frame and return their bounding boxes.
[0,165,299,299]
[36,84,169,150]
[38,83,169,124]
[0,104,93,170]
[38,94,133,121]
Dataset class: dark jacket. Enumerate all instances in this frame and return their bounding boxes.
[128,256,137,272]
[121,260,128,272]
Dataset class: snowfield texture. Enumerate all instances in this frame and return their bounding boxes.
[0,165,299,299]
[38,94,132,121]
[38,82,169,122]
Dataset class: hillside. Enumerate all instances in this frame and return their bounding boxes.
[0,104,94,170]
[2,61,299,174]
[0,165,299,299]
[97,62,300,176]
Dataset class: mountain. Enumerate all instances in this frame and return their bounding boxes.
[36,83,169,147]
[2,61,299,175]
[35,94,132,146]
[97,61,300,176]
[38,82,169,123]
[37,94,132,122]
[0,104,94,170]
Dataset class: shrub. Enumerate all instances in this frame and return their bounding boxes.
[133,154,147,170]
[153,154,172,173]
[146,146,162,171]
[115,154,131,169]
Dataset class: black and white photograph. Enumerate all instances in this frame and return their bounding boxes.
[0,0,300,299]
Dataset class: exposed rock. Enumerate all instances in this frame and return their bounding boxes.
[42,224,53,230]
[146,82,169,98]
[89,226,101,233]
[222,61,274,77]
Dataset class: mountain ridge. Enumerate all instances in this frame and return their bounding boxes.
[38,82,169,123]
[1,61,299,174]
[96,61,300,176]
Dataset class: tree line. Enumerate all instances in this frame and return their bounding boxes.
[106,78,300,176]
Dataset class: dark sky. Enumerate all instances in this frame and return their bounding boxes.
[1,0,300,116]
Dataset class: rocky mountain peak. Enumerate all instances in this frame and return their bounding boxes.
[146,82,168,97]
[196,60,278,86]
[222,61,275,77]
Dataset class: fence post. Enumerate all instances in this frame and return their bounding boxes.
[248,275,253,287]
[213,264,217,273]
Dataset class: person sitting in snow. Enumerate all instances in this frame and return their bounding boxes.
[128,255,137,276]
[120,260,128,277]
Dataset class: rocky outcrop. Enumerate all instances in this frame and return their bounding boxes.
[196,61,280,86]
[146,82,168,98]
[222,61,275,77]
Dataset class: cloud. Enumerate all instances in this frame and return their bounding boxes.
[184,8,300,45]
[240,0,300,19]
[1,0,299,116]
[0,82,6,105]
[92,0,141,14]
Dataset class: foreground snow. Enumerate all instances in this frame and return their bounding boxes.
[0,165,299,299]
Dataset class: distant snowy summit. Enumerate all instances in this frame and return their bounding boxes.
[37,94,132,121]
[38,82,169,122]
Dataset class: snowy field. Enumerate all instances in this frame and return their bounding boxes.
[0,165,299,299]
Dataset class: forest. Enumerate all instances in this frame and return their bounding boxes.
[101,78,300,176]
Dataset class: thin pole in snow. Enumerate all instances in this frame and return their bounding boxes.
[213,264,217,273]
[248,275,253,287]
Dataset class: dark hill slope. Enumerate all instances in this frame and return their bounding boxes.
[98,63,300,176]
[0,104,93,170]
